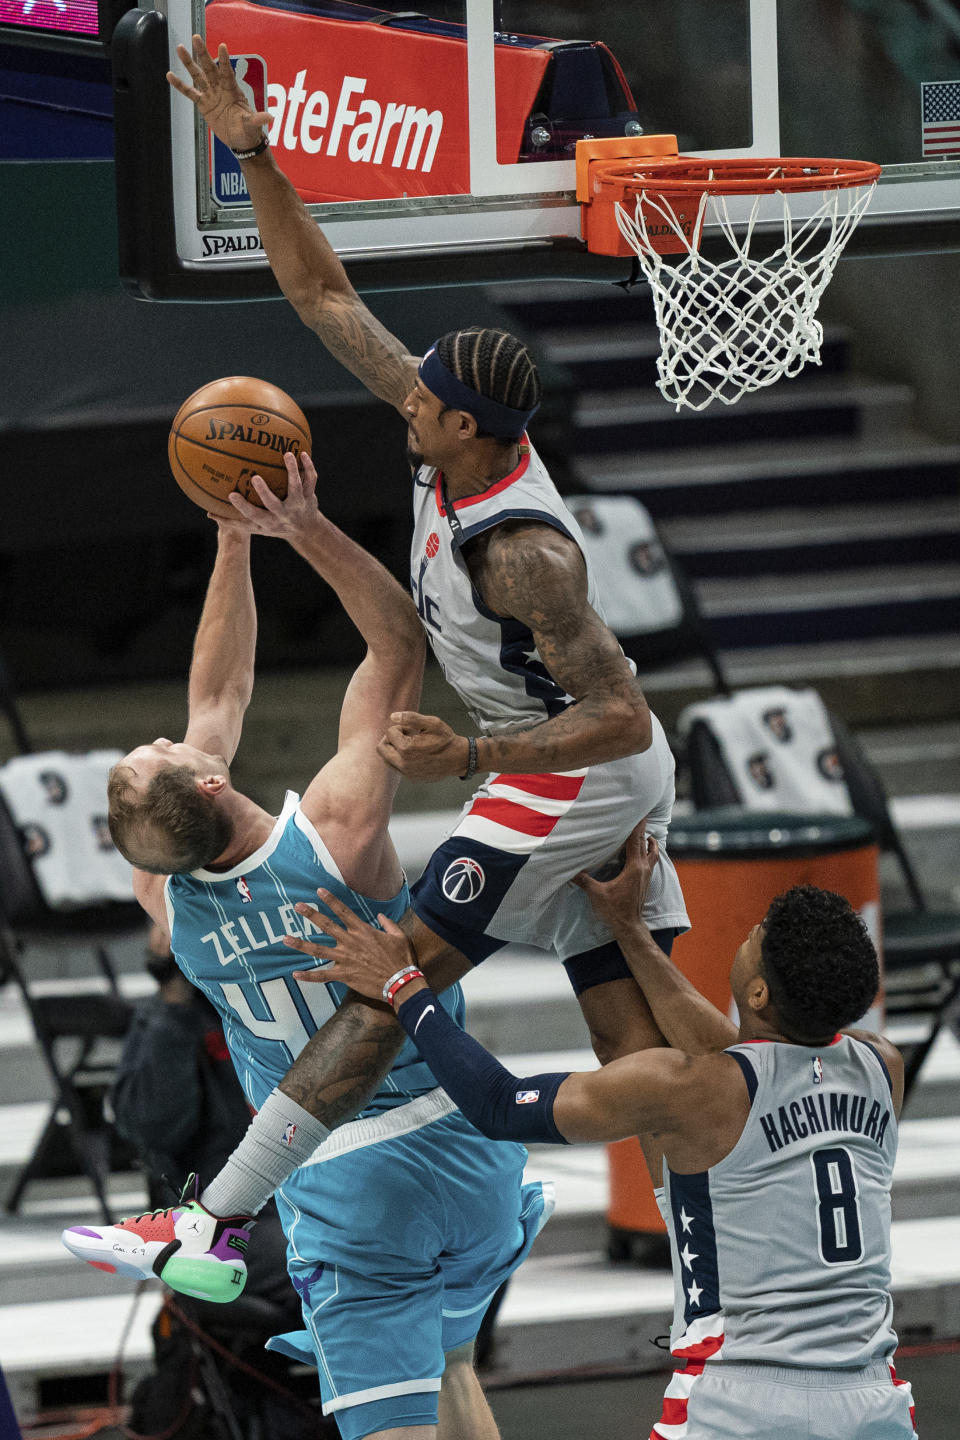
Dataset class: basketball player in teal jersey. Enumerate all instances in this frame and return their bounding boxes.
[283,835,916,1440]
[63,457,552,1440]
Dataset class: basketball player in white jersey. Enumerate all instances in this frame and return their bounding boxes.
[283,830,916,1440]
[164,36,688,1058]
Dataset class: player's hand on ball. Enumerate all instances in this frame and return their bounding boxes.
[378,713,470,780]
[167,36,272,154]
[224,452,321,539]
[286,890,414,1001]
[572,820,660,930]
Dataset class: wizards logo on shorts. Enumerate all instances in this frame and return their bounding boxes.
[425,532,440,560]
[441,857,486,903]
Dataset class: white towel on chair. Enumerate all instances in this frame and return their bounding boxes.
[678,686,853,815]
[0,750,134,908]
[565,495,684,635]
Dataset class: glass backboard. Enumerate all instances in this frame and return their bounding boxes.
[113,0,960,299]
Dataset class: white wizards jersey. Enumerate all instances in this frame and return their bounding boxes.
[661,1036,899,1371]
[410,440,631,733]
[163,791,465,1116]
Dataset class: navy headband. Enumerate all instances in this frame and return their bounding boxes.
[418,345,539,438]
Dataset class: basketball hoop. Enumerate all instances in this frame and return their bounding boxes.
[576,140,882,412]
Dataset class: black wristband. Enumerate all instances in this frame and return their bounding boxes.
[231,135,269,160]
[460,737,478,781]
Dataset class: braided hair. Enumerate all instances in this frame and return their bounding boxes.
[434,327,541,441]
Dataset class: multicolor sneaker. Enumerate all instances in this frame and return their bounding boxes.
[61,1186,251,1303]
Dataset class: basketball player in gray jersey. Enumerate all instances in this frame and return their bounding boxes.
[286,828,915,1440]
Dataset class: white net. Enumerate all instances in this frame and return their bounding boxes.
[614,179,878,412]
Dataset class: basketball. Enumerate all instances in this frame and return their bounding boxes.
[168,376,312,518]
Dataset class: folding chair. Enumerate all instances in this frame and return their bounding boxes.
[0,920,133,1223]
[565,494,730,693]
[0,667,142,1221]
[682,688,960,1104]
[828,712,960,1103]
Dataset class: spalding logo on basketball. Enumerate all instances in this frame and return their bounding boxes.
[168,376,312,519]
[441,857,486,903]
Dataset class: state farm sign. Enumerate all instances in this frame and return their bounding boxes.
[205,1,550,202]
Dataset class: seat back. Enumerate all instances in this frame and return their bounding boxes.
[566,494,729,691]
[0,751,134,918]
[679,685,854,817]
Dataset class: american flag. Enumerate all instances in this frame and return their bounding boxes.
[921,80,960,158]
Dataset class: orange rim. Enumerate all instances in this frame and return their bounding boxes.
[607,156,882,197]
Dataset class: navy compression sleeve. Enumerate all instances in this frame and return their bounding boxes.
[396,987,571,1145]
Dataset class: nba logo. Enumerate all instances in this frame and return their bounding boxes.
[236,876,253,904]
[211,56,268,207]
[282,1122,297,1145]
[812,1057,824,1085]
[515,1090,540,1105]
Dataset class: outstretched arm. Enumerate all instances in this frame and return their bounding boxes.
[183,524,256,763]
[378,525,653,780]
[167,38,418,413]
[284,890,703,1144]
[222,455,424,877]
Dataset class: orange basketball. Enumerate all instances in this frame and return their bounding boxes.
[168,376,312,518]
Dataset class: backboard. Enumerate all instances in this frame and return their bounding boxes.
[113,0,960,300]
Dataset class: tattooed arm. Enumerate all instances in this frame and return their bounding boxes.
[379,522,653,778]
[167,38,418,413]
[275,993,405,1119]
[240,147,418,411]
[277,914,473,1119]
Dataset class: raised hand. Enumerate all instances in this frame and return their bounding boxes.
[377,713,471,780]
[167,34,272,153]
[286,890,416,1001]
[572,820,660,931]
[220,451,323,542]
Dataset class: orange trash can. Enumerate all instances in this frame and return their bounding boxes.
[607,810,882,1259]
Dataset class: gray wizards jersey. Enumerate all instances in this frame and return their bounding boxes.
[662,1036,899,1371]
[410,440,630,733]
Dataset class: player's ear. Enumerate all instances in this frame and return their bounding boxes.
[745,973,770,1015]
[199,773,229,797]
[457,409,479,440]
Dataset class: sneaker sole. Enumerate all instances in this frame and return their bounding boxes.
[159,1254,248,1303]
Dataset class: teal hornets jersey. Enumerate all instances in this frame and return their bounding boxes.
[163,791,465,1114]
